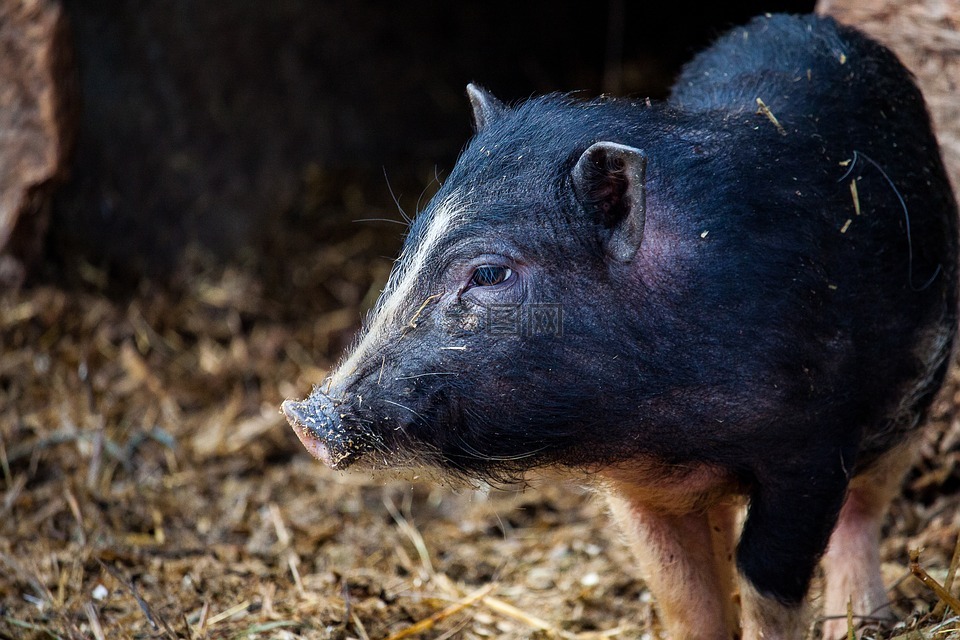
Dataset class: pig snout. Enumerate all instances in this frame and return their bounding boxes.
[281,390,370,469]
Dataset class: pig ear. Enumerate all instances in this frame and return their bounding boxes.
[466,83,506,130]
[572,141,647,262]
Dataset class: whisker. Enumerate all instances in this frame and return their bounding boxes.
[415,170,442,214]
[382,167,411,224]
[353,218,408,226]
[382,399,428,423]
[454,432,548,463]
[394,372,458,380]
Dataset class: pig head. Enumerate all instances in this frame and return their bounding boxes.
[282,86,684,480]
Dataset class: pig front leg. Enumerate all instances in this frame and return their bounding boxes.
[736,457,851,640]
[605,453,851,639]
[606,493,740,640]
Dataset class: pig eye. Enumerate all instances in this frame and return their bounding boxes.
[471,265,513,287]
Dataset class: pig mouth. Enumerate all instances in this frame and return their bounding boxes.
[280,395,375,470]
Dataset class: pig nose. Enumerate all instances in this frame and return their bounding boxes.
[281,397,337,467]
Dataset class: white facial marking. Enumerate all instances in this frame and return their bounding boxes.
[329,192,465,388]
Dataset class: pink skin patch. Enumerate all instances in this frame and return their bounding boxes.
[281,400,335,468]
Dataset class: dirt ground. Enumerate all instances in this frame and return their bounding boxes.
[4,166,960,640]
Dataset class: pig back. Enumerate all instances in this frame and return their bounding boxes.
[662,13,958,470]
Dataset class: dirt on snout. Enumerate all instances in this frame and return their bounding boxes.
[3,193,960,640]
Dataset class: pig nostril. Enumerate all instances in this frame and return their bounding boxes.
[280,399,305,426]
[281,396,360,469]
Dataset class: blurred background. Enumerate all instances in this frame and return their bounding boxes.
[47,0,814,279]
[6,1,960,639]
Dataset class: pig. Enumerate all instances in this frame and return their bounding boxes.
[282,13,958,640]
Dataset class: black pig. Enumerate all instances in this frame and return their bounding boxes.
[283,14,958,640]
